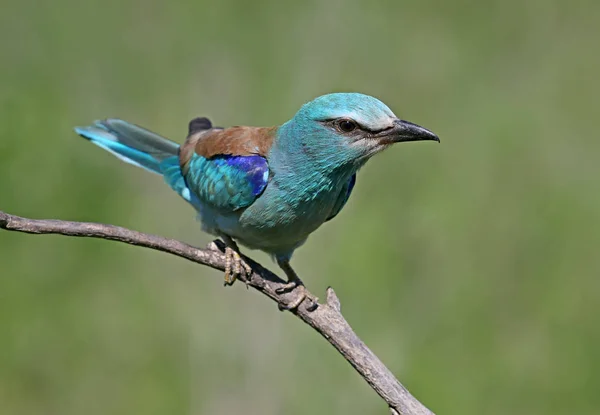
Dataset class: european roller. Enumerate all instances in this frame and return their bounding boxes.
[76,93,439,309]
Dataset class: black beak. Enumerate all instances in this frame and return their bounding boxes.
[383,119,440,143]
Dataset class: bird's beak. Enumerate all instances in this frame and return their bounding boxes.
[380,119,440,144]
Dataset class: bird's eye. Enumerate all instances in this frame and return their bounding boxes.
[337,119,357,133]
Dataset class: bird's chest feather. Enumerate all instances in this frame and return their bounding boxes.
[235,162,353,251]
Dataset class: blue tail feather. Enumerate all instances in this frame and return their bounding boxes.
[76,119,194,205]
[75,125,164,174]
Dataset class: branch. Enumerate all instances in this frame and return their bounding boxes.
[0,210,434,415]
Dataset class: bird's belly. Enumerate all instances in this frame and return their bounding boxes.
[236,189,338,255]
[195,179,345,256]
[193,202,313,254]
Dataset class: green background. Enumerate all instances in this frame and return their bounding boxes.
[1,1,599,414]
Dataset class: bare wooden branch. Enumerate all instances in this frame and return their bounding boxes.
[0,210,435,415]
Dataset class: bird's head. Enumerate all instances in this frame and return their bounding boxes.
[280,93,439,170]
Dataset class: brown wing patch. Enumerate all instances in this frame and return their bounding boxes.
[179,130,213,175]
[194,126,277,158]
[179,126,277,175]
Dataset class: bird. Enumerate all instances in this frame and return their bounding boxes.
[75,93,439,309]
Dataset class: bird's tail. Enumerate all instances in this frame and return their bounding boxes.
[75,119,180,174]
[75,119,195,204]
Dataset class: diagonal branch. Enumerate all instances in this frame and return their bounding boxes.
[0,210,435,415]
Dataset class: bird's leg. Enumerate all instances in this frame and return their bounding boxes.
[276,258,317,310]
[220,235,252,286]
[276,259,304,292]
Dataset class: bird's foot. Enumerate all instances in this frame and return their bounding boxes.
[223,247,253,286]
[277,282,318,311]
[275,279,301,294]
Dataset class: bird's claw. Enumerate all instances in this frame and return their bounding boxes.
[223,247,252,286]
[275,279,300,294]
[277,284,319,311]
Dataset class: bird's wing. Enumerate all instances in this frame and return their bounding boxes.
[179,125,277,212]
[326,174,356,221]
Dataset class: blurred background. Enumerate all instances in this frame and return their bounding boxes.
[1,0,599,414]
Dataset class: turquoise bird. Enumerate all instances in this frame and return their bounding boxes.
[76,93,439,309]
